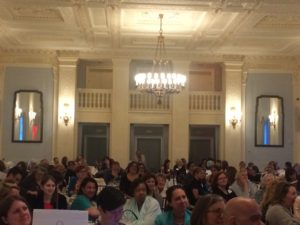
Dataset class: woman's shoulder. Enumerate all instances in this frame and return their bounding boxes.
[266,204,289,217]
[71,195,89,205]
[155,210,173,223]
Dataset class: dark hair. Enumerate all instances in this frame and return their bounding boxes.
[285,168,296,182]
[163,159,171,173]
[225,166,237,186]
[190,194,224,225]
[165,185,186,210]
[97,187,126,212]
[111,161,120,167]
[0,195,31,225]
[211,171,228,191]
[67,161,76,167]
[0,160,6,172]
[41,174,57,186]
[7,166,25,179]
[126,161,139,174]
[221,160,229,171]
[130,178,149,196]
[192,167,206,177]
[143,173,157,185]
[16,161,27,171]
[78,177,98,201]
[61,156,68,167]
[271,181,294,205]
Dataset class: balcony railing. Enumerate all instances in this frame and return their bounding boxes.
[76,89,223,113]
[129,91,171,112]
[189,91,223,113]
[77,88,111,111]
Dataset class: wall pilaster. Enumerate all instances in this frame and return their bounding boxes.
[224,59,244,168]
[171,60,190,163]
[110,58,130,168]
[56,53,78,160]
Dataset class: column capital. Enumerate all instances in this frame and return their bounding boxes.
[57,50,79,66]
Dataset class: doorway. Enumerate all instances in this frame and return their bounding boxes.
[130,124,168,172]
[189,125,219,166]
[78,123,109,165]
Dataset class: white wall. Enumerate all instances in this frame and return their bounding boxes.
[245,73,293,169]
[3,66,54,163]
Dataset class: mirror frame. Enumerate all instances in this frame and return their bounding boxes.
[255,95,284,147]
[12,90,43,143]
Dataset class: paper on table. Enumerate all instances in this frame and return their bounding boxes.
[32,209,88,225]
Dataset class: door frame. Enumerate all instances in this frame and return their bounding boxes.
[78,123,109,159]
[189,136,215,160]
[189,125,220,161]
[134,135,163,172]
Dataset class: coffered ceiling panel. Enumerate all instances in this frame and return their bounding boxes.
[0,0,300,56]
[120,9,206,35]
[88,7,107,29]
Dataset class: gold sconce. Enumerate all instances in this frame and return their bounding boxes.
[268,111,278,129]
[61,103,71,126]
[229,106,241,129]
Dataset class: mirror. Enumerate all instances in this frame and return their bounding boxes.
[255,95,284,147]
[12,90,43,143]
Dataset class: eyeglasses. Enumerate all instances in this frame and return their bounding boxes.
[207,208,224,215]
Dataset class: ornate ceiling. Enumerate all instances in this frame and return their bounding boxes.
[1,0,300,57]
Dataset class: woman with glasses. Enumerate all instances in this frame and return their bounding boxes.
[121,178,161,225]
[190,194,225,225]
[211,171,236,202]
[155,185,191,225]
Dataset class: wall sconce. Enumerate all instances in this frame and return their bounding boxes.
[15,107,22,119]
[229,106,241,129]
[269,111,278,129]
[60,103,71,126]
[28,110,37,123]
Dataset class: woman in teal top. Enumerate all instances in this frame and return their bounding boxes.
[71,177,100,221]
[155,185,191,225]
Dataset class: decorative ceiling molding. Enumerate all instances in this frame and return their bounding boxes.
[8,7,64,21]
[255,15,300,28]
[244,55,298,71]
[1,0,300,57]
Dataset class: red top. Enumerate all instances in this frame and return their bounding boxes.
[44,202,54,209]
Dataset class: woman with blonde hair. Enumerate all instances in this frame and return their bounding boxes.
[260,178,281,222]
[266,181,300,225]
[229,167,257,198]
[255,173,276,204]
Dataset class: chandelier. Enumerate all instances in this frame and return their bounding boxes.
[134,14,187,104]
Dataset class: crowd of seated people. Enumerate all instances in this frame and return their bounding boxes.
[1,156,300,225]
